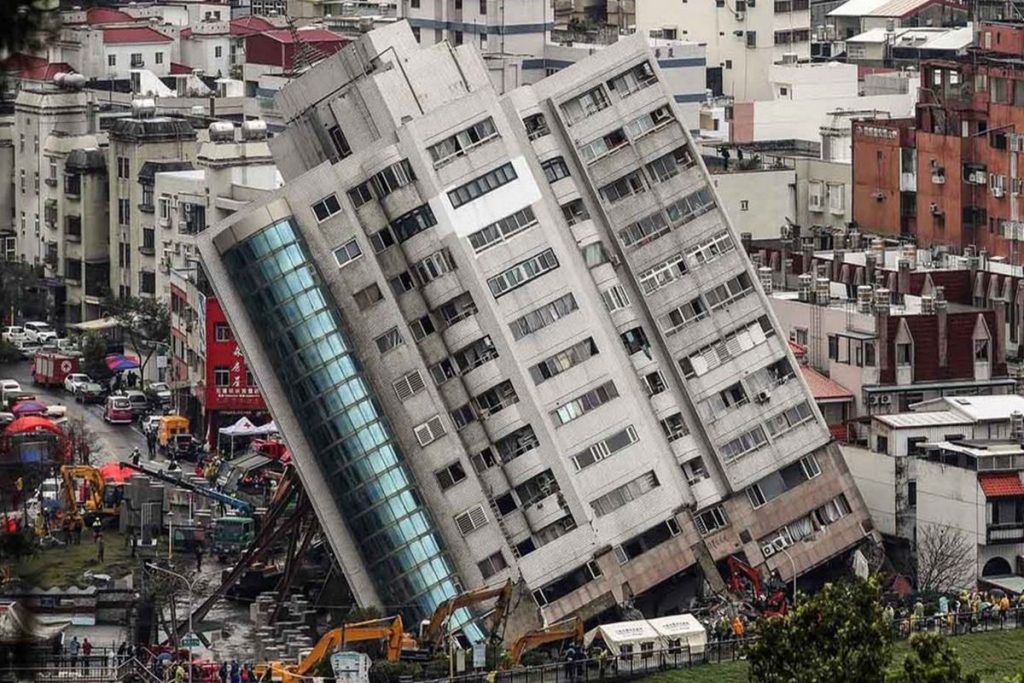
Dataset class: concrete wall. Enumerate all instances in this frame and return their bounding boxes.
[841,445,896,535]
[711,168,795,240]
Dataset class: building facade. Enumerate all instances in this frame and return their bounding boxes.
[198,23,875,630]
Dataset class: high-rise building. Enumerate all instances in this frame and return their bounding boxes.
[198,22,876,629]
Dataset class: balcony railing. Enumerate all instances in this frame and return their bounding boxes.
[987,523,1024,544]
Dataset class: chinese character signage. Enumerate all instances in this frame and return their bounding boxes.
[205,297,266,412]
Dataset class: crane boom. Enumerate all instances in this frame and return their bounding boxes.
[121,461,255,515]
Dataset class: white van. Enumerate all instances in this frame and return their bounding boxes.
[23,322,57,343]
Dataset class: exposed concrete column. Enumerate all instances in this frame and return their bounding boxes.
[936,298,949,370]
[994,298,1008,366]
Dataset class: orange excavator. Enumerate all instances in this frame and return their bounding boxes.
[506,616,584,667]
[725,555,788,617]
[261,616,416,682]
[420,578,514,650]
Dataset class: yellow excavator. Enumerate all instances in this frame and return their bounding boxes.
[260,616,415,682]
[506,616,585,667]
[59,465,123,524]
[420,578,514,650]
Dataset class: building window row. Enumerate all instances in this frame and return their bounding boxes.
[467,207,537,253]
[660,413,690,442]
[694,505,728,536]
[374,327,405,355]
[348,159,417,208]
[390,203,438,242]
[704,272,753,310]
[429,335,499,385]
[552,380,619,426]
[515,469,559,508]
[646,147,696,184]
[470,425,541,473]
[529,337,599,384]
[487,248,559,299]
[591,470,660,518]
[688,230,735,266]
[579,127,629,164]
[435,460,467,491]
[601,284,630,312]
[523,113,550,141]
[614,518,681,565]
[532,560,602,607]
[561,85,611,125]
[571,424,639,471]
[721,425,769,463]
[600,170,647,205]
[637,252,687,295]
[509,292,578,340]
[607,60,658,98]
[434,291,478,328]
[760,494,852,557]
[413,248,456,284]
[763,401,815,438]
[353,283,383,310]
[617,187,714,249]
[679,316,774,378]
[541,157,571,184]
[428,117,499,167]
[746,454,821,509]
[561,199,589,226]
[449,162,517,209]
[333,238,362,268]
[774,28,810,45]
[659,296,708,335]
[623,105,674,140]
[313,194,343,223]
[473,380,519,417]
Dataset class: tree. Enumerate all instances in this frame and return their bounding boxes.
[105,296,170,380]
[64,417,99,466]
[746,577,892,683]
[887,633,980,683]
[915,524,975,592]
[79,332,111,382]
[0,261,50,326]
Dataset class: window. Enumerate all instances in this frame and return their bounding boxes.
[646,147,694,183]
[214,367,230,387]
[591,471,659,517]
[130,53,144,67]
[479,0,487,12]
[722,425,769,463]
[764,401,814,437]
[312,194,342,222]
[454,505,488,535]
[494,425,540,463]
[510,293,578,340]
[637,253,687,294]
[896,343,912,366]
[659,297,708,333]
[65,173,80,196]
[515,470,559,507]
[660,413,689,442]
[369,160,416,199]
[368,228,395,253]
[529,338,598,384]
[407,315,435,341]
[580,242,608,268]
[47,157,57,182]
[413,249,455,283]
[561,199,589,226]
[449,336,496,374]
[618,211,670,248]
[453,31,463,45]
[666,187,715,225]
[561,86,611,124]
[214,323,232,342]
[552,380,618,425]
[975,339,990,361]
[108,54,116,67]
[487,249,559,298]
[523,113,549,140]
[624,106,674,139]
[688,231,735,265]
[827,183,845,214]
[473,380,519,417]
[478,552,507,580]
[642,371,667,396]
[389,271,416,295]
[681,317,773,378]
[429,358,457,386]
[348,183,373,208]
[332,239,362,267]
[620,326,649,355]
[541,157,571,183]
[390,204,437,242]
[428,117,498,167]
[467,207,537,253]
[571,425,639,470]
[414,415,447,447]
[211,47,219,59]
[118,199,130,226]
[471,448,498,473]
[579,129,628,164]
[435,291,477,327]
[393,370,426,400]
[374,327,404,354]
[607,61,657,97]
[600,171,646,204]
[353,283,383,310]
[450,403,477,430]
[740,200,749,212]
[327,126,351,159]
[65,258,82,282]
[448,162,517,207]
[117,156,130,179]
[435,461,467,491]
[694,506,728,535]
[601,284,630,312]
[705,273,753,309]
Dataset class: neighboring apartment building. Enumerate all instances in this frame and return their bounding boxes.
[180,20,234,77]
[844,25,972,68]
[634,0,811,101]
[108,105,198,301]
[198,23,875,632]
[843,395,1024,588]
[825,0,967,41]
[851,22,1024,260]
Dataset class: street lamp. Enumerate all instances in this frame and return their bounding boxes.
[167,510,174,560]
[146,562,198,683]
[776,533,818,608]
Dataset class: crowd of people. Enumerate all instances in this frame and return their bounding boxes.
[884,589,1024,635]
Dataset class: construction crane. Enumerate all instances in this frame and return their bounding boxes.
[261,616,414,683]
[506,616,584,667]
[121,460,255,516]
[421,579,514,650]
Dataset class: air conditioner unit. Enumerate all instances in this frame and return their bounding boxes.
[880,395,892,405]
[735,11,745,20]
[929,202,943,215]
[173,243,182,255]
[993,186,1005,198]
[613,545,629,565]
[586,560,602,579]
[931,173,945,185]
[158,217,170,228]
[872,191,884,201]
[973,171,987,185]
[771,538,788,551]
[756,390,772,404]
[868,395,880,405]
[762,543,776,558]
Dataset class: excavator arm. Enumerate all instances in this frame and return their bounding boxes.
[286,616,407,680]
[423,579,514,649]
[726,555,763,596]
[507,616,584,667]
[60,466,105,515]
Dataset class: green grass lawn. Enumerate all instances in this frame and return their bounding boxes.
[10,530,136,588]
[644,628,1024,683]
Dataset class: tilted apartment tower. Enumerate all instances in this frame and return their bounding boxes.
[197,22,876,629]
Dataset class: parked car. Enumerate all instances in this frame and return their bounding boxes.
[55,337,79,354]
[103,395,133,424]
[0,381,22,411]
[75,382,106,404]
[17,341,41,359]
[63,373,92,394]
[123,390,149,418]
[1,327,25,345]
[144,382,172,405]
[23,322,57,343]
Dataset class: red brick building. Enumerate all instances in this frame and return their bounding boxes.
[852,22,1024,261]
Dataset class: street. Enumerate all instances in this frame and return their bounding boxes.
[1,360,148,466]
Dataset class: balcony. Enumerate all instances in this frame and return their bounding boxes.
[523,493,568,530]
[987,523,1024,545]
[440,313,482,353]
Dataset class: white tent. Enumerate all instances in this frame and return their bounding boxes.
[647,614,707,655]
[219,416,257,436]
[583,619,662,657]
[254,420,278,435]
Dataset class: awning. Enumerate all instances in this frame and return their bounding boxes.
[218,416,269,437]
[864,378,1017,393]
[979,575,1024,596]
[979,472,1024,498]
[106,354,140,371]
[67,317,120,332]
[4,416,61,436]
